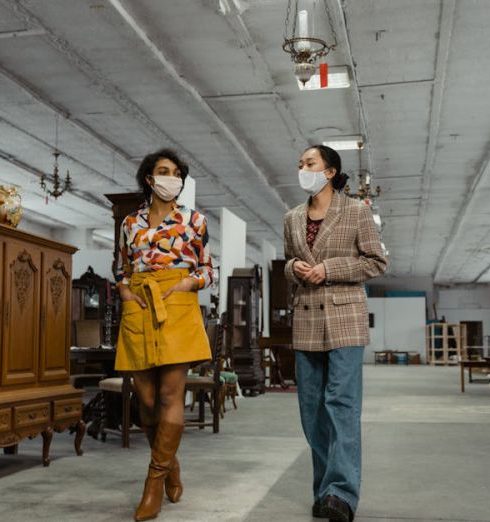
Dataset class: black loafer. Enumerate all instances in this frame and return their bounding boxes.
[312,500,328,518]
[319,495,354,522]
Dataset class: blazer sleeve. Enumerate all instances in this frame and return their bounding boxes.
[321,204,388,283]
[283,215,303,285]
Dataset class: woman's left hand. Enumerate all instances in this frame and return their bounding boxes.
[162,277,198,299]
[303,263,326,285]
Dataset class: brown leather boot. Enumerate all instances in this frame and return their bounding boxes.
[134,422,184,522]
[141,425,156,448]
[165,456,183,503]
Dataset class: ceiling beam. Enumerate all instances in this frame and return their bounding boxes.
[410,0,456,274]
[434,148,490,283]
[0,115,125,189]
[107,0,289,212]
[217,0,309,153]
[0,63,136,172]
[336,1,374,181]
[7,0,284,241]
[0,28,46,38]
[0,150,112,212]
[359,79,434,89]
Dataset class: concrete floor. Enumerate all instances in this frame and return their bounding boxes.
[1,365,489,522]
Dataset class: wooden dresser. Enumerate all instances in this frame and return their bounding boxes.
[0,225,85,466]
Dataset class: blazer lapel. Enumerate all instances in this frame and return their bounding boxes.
[294,202,316,266]
[311,191,343,260]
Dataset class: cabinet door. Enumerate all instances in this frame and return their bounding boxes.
[2,240,41,386]
[0,241,3,365]
[38,250,72,382]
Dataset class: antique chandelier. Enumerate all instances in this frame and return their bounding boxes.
[40,116,72,200]
[282,0,338,85]
[344,143,381,205]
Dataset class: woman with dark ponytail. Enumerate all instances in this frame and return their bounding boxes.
[283,145,387,521]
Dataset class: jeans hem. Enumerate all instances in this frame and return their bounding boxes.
[323,486,358,513]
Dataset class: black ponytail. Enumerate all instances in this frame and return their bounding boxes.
[309,144,349,191]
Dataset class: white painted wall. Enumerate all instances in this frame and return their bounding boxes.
[366,298,385,362]
[18,218,56,239]
[437,284,490,339]
[177,175,196,208]
[260,239,277,337]
[219,207,246,314]
[366,297,426,363]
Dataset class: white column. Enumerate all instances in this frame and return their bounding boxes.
[177,175,196,208]
[260,239,277,337]
[219,208,247,314]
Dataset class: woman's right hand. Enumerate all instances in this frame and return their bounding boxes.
[118,285,147,308]
[293,260,312,280]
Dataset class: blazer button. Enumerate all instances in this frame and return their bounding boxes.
[304,305,309,311]
[320,304,324,310]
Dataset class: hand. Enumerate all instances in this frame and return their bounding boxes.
[303,263,326,285]
[162,277,198,300]
[293,260,312,280]
[119,285,147,308]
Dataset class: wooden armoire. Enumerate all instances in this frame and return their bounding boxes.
[0,225,85,466]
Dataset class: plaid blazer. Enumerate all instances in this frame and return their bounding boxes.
[284,191,387,351]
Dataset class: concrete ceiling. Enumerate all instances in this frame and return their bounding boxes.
[0,0,488,283]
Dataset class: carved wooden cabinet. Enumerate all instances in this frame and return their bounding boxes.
[0,225,85,465]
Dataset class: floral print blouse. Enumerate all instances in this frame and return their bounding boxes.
[116,203,213,289]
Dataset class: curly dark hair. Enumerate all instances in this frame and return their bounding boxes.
[307,144,349,191]
[136,148,189,203]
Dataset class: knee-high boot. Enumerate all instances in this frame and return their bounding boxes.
[165,456,183,503]
[141,424,156,447]
[134,422,183,522]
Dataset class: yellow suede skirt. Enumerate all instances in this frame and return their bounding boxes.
[115,268,211,371]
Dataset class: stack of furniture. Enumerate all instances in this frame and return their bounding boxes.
[0,225,84,465]
[226,266,265,396]
[426,322,467,365]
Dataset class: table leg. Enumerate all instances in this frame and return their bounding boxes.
[460,364,465,393]
[42,426,53,467]
[74,419,86,456]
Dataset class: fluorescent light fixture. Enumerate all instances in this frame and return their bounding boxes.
[322,135,364,150]
[297,65,351,90]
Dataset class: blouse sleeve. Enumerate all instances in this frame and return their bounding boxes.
[189,214,213,290]
[115,218,132,286]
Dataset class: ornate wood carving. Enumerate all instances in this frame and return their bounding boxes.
[12,249,37,313]
[50,274,64,315]
[0,410,10,431]
[0,432,20,446]
[48,259,69,316]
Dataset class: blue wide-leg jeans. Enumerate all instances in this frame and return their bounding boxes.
[295,347,364,513]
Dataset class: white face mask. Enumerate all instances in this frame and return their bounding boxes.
[150,176,183,201]
[298,169,329,196]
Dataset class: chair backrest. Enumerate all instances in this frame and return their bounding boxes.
[74,319,103,347]
[203,317,225,383]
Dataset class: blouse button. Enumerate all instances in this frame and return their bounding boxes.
[304,305,309,311]
[320,304,324,310]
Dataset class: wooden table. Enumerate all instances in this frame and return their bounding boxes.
[459,359,490,392]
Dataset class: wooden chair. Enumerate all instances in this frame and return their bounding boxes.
[185,316,225,433]
[93,374,141,448]
[70,320,107,388]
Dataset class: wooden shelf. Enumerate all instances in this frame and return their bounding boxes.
[425,322,467,365]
